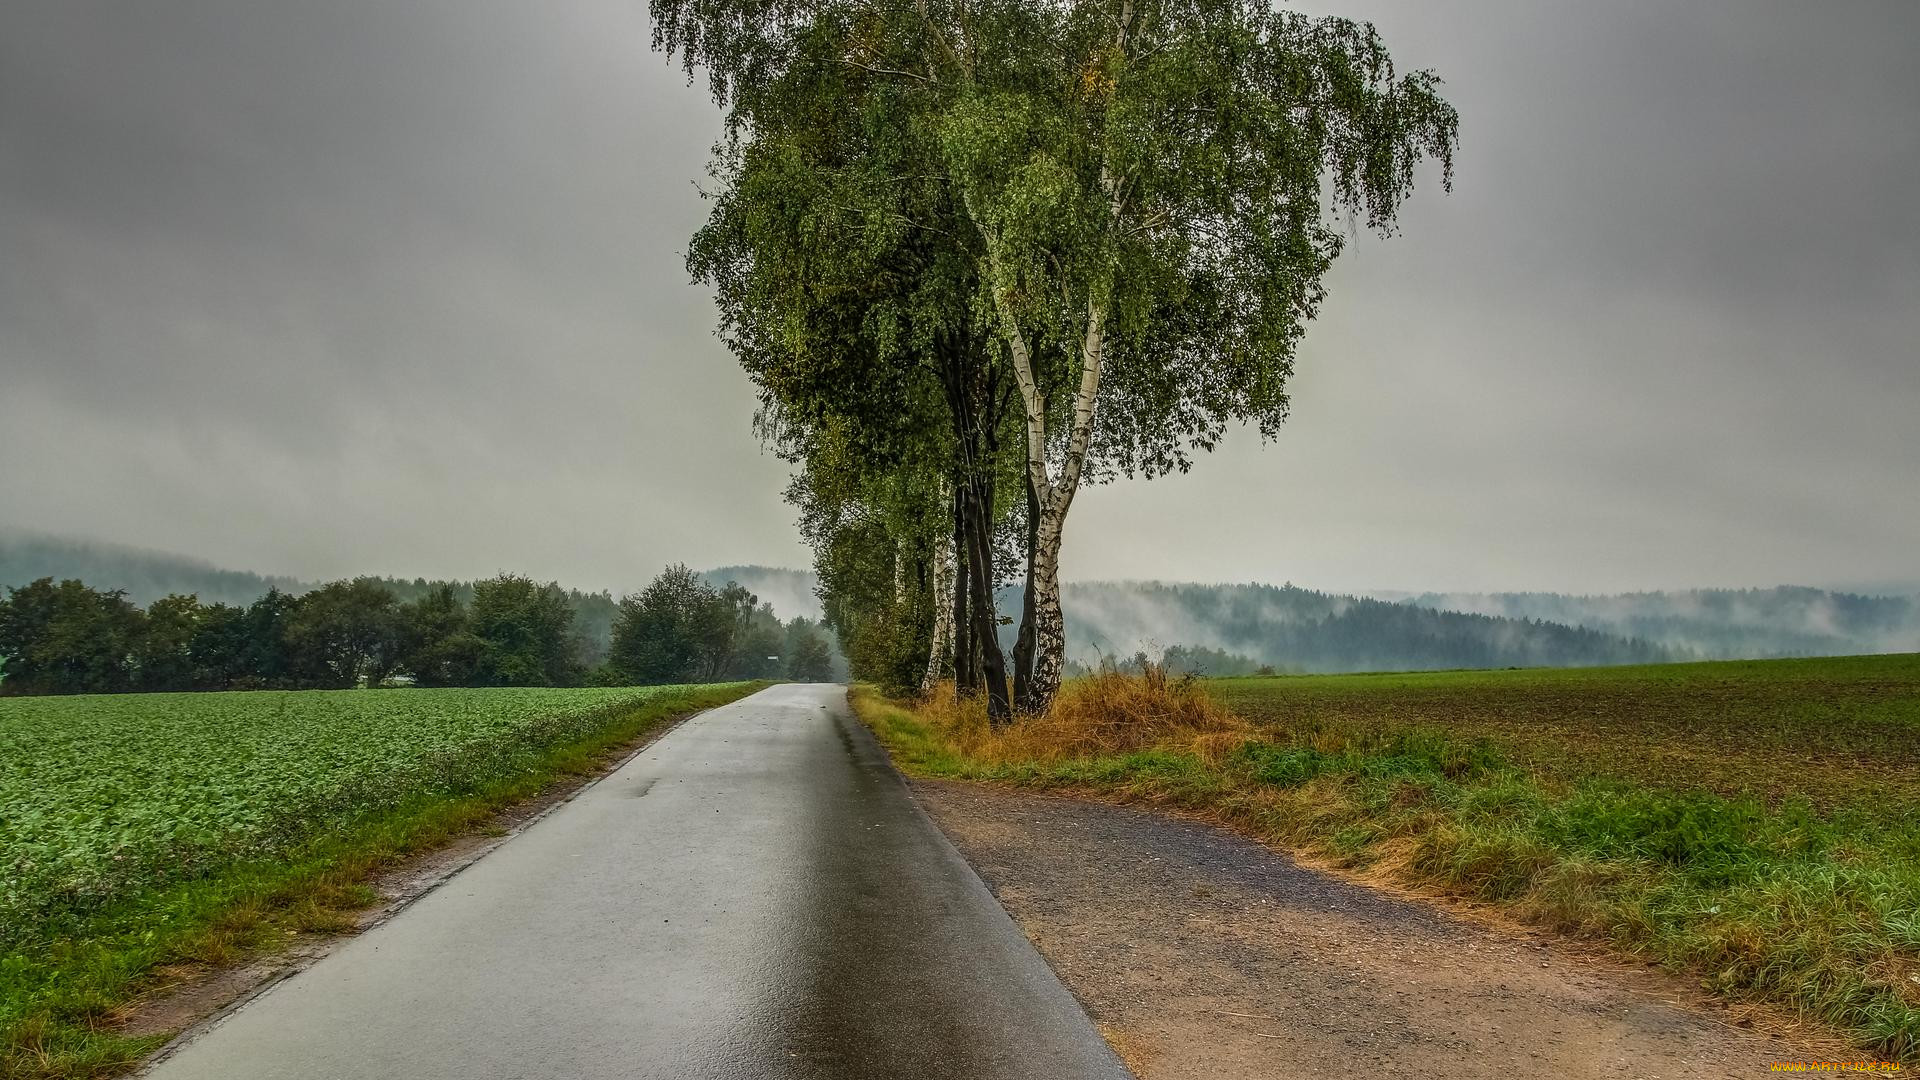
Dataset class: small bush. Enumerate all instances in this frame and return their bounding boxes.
[914,663,1248,766]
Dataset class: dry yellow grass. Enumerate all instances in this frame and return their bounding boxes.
[916,665,1248,765]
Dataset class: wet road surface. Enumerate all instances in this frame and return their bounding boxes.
[142,683,1129,1080]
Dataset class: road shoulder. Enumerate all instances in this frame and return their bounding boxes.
[910,778,1851,1080]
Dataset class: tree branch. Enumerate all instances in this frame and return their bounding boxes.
[836,57,930,83]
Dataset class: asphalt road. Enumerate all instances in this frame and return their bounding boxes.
[143,683,1129,1080]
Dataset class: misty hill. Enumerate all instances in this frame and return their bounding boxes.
[1391,587,1920,659]
[704,566,823,622]
[1038,581,1670,673]
[0,531,308,607]
[696,569,1667,672]
[13,532,1906,673]
[708,572,1714,672]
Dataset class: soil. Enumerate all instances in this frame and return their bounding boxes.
[911,779,1857,1080]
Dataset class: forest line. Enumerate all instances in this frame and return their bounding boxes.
[0,564,836,696]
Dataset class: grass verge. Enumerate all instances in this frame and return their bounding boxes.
[854,665,1920,1063]
[1,682,761,1080]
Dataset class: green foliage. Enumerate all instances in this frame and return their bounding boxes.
[182,601,252,689]
[655,0,1458,708]
[282,579,406,689]
[683,26,1012,702]
[728,613,787,681]
[952,6,1457,477]
[0,579,143,695]
[1073,643,1274,679]
[2,567,839,700]
[808,495,935,691]
[235,588,300,686]
[374,576,624,670]
[399,585,477,686]
[0,681,760,1080]
[466,575,584,687]
[129,594,197,692]
[783,618,836,682]
[607,565,763,684]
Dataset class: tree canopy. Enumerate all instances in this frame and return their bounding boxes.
[607,565,756,684]
[654,0,1457,712]
[0,568,840,696]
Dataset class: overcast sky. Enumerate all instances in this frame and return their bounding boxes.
[3,0,1915,597]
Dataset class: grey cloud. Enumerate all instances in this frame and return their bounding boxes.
[3,0,803,591]
[2,0,1915,595]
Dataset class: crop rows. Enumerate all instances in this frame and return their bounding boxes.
[0,685,732,940]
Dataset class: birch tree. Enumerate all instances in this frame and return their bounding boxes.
[680,17,1027,717]
[792,437,952,692]
[921,491,955,693]
[938,4,1458,705]
[654,0,1457,711]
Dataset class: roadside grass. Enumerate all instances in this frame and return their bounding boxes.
[1,682,760,1080]
[855,656,1920,1063]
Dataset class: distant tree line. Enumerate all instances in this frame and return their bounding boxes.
[605,565,835,686]
[1068,645,1286,680]
[1032,581,1674,676]
[0,565,836,696]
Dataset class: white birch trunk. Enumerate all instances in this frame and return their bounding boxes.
[892,537,905,606]
[1021,297,1106,707]
[921,498,955,694]
[963,2,1132,710]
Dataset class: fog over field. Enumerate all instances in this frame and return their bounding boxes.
[1385,588,1920,660]
[715,564,1920,670]
[3,1,1916,596]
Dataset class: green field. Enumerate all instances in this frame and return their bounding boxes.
[858,654,1920,1061]
[1210,654,1920,815]
[1,682,758,1078]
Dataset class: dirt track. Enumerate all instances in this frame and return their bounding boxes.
[912,779,1851,1080]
